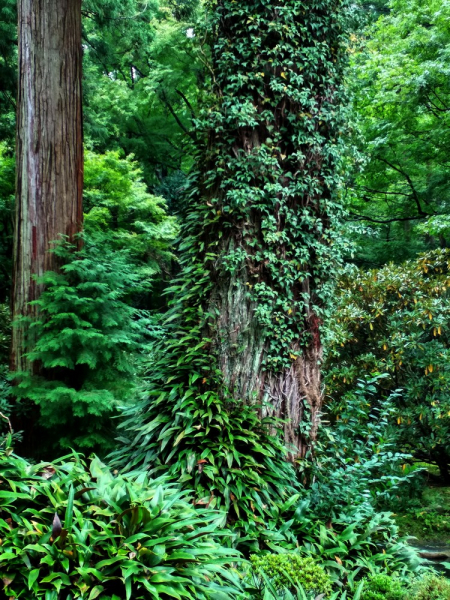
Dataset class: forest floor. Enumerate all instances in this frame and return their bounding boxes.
[394,475,450,576]
[396,486,450,544]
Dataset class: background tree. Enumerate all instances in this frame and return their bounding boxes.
[12,0,83,373]
[0,0,16,143]
[82,4,202,203]
[348,0,450,266]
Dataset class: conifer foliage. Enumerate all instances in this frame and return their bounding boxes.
[14,239,152,456]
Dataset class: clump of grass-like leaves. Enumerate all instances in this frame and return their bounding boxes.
[0,446,243,599]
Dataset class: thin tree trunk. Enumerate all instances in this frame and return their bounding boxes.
[12,0,83,373]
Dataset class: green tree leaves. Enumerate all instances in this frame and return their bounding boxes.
[349,0,450,265]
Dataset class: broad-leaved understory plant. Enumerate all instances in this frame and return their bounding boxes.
[0,447,244,599]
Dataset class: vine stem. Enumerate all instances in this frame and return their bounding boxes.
[0,411,12,435]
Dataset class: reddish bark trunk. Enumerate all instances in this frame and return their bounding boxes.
[12,0,83,373]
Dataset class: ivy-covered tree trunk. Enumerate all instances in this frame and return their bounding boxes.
[12,0,83,373]
[115,0,349,523]
[191,0,347,455]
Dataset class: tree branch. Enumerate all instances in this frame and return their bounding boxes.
[377,157,428,213]
[161,92,197,141]
[175,89,196,121]
[348,212,432,224]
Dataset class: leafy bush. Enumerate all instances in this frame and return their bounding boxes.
[398,508,450,539]
[408,574,450,600]
[13,238,156,455]
[286,502,419,587]
[325,250,450,482]
[0,448,244,599]
[361,573,405,600]
[250,553,332,597]
[305,375,417,520]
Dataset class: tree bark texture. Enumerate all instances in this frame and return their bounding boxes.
[193,0,347,457]
[12,0,83,373]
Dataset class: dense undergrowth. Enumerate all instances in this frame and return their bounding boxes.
[2,436,450,599]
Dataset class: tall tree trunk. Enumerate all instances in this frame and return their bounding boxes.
[193,0,348,457]
[12,0,83,373]
[114,0,350,497]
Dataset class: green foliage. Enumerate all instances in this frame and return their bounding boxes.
[361,573,405,600]
[0,142,14,300]
[395,487,450,541]
[83,7,201,190]
[326,249,450,480]
[84,149,177,278]
[113,386,300,550]
[306,375,418,519]
[9,148,177,455]
[0,302,11,363]
[397,509,450,541]
[0,0,16,141]
[186,0,351,374]
[349,0,450,265]
[13,238,154,455]
[287,504,419,586]
[0,448,244,599]
[250,554,332,598]
[408,574,450,600]
[0,365,14,439]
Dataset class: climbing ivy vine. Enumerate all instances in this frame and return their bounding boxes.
[112,0,352,541]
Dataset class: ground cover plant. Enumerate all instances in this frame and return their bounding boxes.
[395,486,450,543]
[0,446,243,599]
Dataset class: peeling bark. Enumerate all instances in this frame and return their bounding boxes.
[12,0,83,373]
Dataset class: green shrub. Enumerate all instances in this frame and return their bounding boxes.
[361,573,405,600]
[305,375,416,521]
[0,447,243,599]
[408,574,450,600]
[13,237,156,455]
[250,553,332,597]
[325,250,450,481]
[287,503,420,587]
